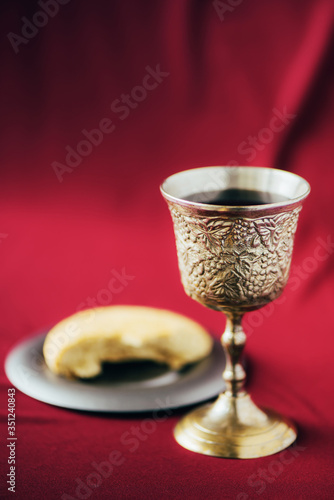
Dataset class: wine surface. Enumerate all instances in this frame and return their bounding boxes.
[185,188,289,206]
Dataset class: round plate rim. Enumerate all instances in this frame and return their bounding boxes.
[4,333,225,413]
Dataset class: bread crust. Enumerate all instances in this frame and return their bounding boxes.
[43,306,213,378]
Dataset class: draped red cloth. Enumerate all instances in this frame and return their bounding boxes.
[1,1,334,498]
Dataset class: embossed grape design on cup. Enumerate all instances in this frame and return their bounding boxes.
[161,166,310,459]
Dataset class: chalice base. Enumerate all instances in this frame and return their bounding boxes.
[174,392,297,459]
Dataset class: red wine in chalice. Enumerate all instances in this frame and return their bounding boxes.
[185,188,289,206]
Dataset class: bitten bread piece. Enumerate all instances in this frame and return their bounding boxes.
[43,306,213,378]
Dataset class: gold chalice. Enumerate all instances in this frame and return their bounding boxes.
[161,166,310,459]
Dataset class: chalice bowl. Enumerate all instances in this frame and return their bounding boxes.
[161,166,310,458]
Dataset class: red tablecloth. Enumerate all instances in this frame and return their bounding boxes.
[1,1,334,499]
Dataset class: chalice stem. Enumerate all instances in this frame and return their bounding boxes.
[222,312,246,397]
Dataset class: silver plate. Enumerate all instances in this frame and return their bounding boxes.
[5,333,225,412]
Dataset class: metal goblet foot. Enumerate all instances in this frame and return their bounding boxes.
[174,313,296,458]
[161,166,310,459]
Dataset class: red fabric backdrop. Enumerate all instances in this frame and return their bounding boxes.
[1,0,334,498]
